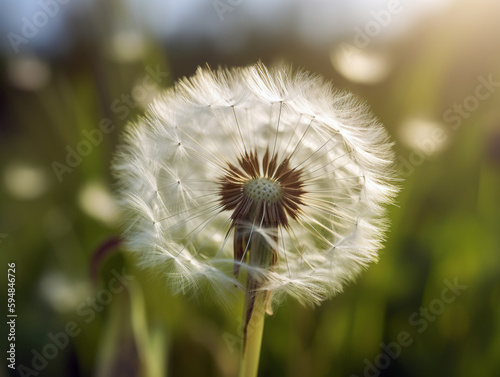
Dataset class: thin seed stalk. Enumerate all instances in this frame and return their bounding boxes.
[238,292,266,377]
[235,210,276,377]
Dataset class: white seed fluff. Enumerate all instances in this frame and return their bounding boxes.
[112,62,398,306]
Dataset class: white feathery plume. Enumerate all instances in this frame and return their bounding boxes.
[112,62,398,313]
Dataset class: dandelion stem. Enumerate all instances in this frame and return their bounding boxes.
[238,294,266,377]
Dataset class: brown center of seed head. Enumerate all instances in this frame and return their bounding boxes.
[218,149,306,229]
[243,178,282,203]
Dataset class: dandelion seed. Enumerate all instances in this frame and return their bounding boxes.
[112,62,398,352]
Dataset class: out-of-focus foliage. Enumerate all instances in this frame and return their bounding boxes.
[1,0,499,376]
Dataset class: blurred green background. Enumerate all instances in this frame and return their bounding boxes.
[1,0,499,376]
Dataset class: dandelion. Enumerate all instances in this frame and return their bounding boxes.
[112,62,397,376]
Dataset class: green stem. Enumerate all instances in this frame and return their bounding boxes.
[238,296,266,377]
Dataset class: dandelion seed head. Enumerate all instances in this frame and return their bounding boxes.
[112,62,398,307]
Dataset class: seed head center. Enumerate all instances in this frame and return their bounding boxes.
[244,178,282,203]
